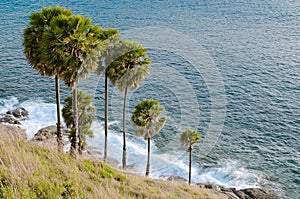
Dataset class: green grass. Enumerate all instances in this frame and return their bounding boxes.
[0,128,225,199]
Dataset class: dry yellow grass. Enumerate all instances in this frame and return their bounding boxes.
[0,125,226,199]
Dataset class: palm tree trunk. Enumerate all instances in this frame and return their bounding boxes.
[104,71,108,162]
[70,82,78,159]
[122,86,128,169]
[146,137,150,176]
[55,75,64,152]
[189,144,192,184]
[77,81,82,156]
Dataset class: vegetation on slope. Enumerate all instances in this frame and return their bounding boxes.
[0,126,223,199]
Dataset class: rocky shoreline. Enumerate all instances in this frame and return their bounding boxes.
[0,108,279,199]
[166,176,279,199]
[0,107,29,124]
[197,183,279,199]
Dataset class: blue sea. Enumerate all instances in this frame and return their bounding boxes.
[0,1,299,198]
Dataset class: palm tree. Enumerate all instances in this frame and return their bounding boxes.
[41,14,104,158]
[62,90,96,154]
[111,40,151,169]
[180,129,201,184]
[94,36,122,163]
[131,99,167,176]
[23,6,72,152]
[42,14,119,158]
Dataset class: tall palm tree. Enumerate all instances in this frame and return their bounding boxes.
[42,14,104,158]
[110,40,151,169]
[180,129,201,184]
[42,14,118,158]
[23,6,72,152]
[94,36,123,163]
[131,99,167,176]
[62,90,96,154]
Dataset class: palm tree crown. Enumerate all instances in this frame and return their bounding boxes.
[23,6,72,76]
[107,40,151,86]
[131,99,167,138]
[42,14,93,86]
[180,129,201,151]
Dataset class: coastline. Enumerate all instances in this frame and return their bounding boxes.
[0,122,279,199]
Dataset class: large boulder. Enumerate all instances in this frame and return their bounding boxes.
[32,125,58,141]
[30,125,69,150]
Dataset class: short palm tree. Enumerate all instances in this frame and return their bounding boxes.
[131,99,167,176]
[23,6,72,152]
[62,90,96,154]
[180,129,201,184]
[109,40,151,169]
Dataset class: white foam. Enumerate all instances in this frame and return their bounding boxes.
[0,96,19,113]
[88,121,153,169]
[20,100,60,138]
[195,160,259,189]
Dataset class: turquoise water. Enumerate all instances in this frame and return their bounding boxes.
[0,1,299,198]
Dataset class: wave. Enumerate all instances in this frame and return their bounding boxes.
[0,96,259,189]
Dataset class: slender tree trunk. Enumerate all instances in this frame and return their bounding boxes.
[70,82,78,159]
[55,75,64,152]
[77,81,82,156]
[189,144,192,184]
[122,86,128,169]
[104,71,108,162]
[146,137,150,176]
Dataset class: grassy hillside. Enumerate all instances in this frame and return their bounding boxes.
[0,125,225,199]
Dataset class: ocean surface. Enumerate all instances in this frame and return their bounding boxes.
[0,1,299,198]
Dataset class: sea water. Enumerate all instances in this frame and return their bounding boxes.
[0,1,299,198]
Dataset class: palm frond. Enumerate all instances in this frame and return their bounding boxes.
[155,116,167,132]
[135,128,145,137]
[149,105,165,120]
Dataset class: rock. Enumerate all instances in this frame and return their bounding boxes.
[0,114,21,124]
[30,125,69,151]
[12,107,29,118]
[231,188,252,199]
[1,107,29,125]
[32,125,58,141]
[240,188,279,199]
[0,123,26,140]
[196,183,279,199]
[32,125,70,140]
[197,183,239,199]
[6,110,12,114]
